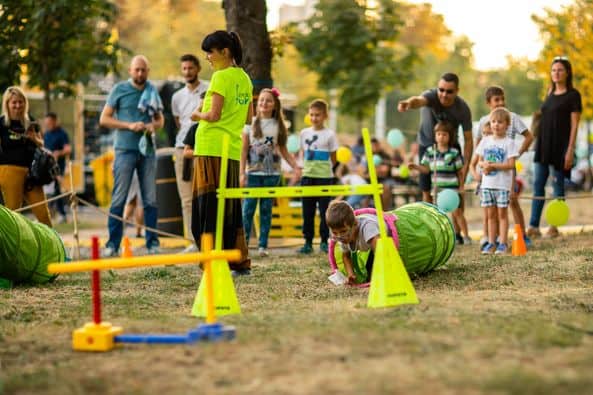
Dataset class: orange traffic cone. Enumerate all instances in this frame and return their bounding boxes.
[511,224,527,256]
[121,236,133,258]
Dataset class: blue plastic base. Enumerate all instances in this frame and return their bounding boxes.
[114,323,236,345]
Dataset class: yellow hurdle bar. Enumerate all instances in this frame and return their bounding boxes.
[48,250,242,274]
[218,184,383,199]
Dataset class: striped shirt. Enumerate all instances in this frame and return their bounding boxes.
[420,146,463,188]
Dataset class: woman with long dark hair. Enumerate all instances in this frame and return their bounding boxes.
[527,57,582,238]
[190,30,253,275]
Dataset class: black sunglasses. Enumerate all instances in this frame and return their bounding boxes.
[438,87,455,95]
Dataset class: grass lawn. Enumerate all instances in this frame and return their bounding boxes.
[2,230,593,395]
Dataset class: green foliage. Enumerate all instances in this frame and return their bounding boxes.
[0,0,122,110]
[293,0,417,120]
[0,1,29,91]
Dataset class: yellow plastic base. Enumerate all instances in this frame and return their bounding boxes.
[72,322,123,352]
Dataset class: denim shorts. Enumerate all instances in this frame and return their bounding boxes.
[480,188,510,208]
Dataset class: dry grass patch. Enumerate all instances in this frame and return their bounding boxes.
[2,233,593,395]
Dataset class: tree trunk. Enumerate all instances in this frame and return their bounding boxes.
[222,0,273,95]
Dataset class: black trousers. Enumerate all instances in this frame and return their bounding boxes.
[301,176,334,244]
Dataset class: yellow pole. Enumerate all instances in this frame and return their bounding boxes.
[201,234,217,324]
[361,128,388,238]
[48,250,241,274]
[215,134,230,250]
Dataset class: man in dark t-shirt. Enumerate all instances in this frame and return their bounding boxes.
[43,112,71,223]
[397,72,473,203]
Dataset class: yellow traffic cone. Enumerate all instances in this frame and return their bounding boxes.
[367,236,419,308]
[121,236,133,258]
[191,235,241,317]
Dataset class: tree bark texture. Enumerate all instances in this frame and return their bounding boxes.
[223,0,273,95]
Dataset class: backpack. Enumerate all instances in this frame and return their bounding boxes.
[27,147,60,187]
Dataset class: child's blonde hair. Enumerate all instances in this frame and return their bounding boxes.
[252,88,288,146]
[309,98,329,115]
[489,107,511,125]
[326,200,356,229]
[482,120,491,135]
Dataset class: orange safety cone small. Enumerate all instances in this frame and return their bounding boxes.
[121,236,133,258]
[511,224,527,256]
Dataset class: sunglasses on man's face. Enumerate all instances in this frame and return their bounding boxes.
[438,87,455,95]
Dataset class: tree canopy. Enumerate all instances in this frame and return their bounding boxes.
[0,0,122,111]
[292,0,417,120]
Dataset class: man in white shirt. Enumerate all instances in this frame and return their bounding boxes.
[171,54,209,250]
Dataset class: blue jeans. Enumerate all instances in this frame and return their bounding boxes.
[242,174,280,248]
[107,149,158,249]
[529,162,565,228]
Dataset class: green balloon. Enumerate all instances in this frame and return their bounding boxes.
[287,134,300,153]
[544,199,570,227]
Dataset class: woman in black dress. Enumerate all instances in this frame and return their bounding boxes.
[527,58,582,238]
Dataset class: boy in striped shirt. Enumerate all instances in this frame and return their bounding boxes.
[410,121,470,243]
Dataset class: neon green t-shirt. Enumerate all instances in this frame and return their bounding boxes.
[195,67,253,160]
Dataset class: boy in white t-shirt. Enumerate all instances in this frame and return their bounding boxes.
[476,86,534,248]
[298,99,338,254]
[475,107,519,255]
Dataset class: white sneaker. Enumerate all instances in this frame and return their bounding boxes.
[103,246,119,257]
[463,236,472,245]
[258,247,269,257]
[182,244,199,253]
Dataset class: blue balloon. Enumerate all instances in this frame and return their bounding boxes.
[437,189,460,213]
[286,134,300,153]
[387,128,405,148]
[373,154,382,166]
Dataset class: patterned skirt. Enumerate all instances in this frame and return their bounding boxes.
[191,156,250,270]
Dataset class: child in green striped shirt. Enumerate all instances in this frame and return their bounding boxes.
[409,121,470,243]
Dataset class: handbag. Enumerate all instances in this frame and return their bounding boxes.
[27,147,60,187]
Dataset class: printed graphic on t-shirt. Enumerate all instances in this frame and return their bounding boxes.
[248,136,279,174]
[483,146,506,176]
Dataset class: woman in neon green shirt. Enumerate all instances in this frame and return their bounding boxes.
[190,30,253,275]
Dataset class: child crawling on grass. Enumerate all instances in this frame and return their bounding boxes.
[326,200,389,285]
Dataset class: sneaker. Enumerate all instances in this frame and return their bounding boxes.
[463,236,472,245]
[479,237,489,250]
[523,235,532,248]
[526,227,542,239]
[258,247,269,257]
[146,245,161,255]
[545,226,560,239]
[103,246,119,257]
[481,242,496,255]
[231,268,251,277]
[56,215,68,224]
[182,244,199,253]
[494,243,508,255]
[298,243,313,254]
[455,233,464,245]
[319,241,329,253]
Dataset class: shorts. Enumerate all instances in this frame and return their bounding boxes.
[480,188,510,208]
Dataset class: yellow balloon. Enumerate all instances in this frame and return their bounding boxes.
[515,160,523,173]
[588,133,593,144]
[304,114,312,126]
[399,164,409,178]
[545,199,570,227]
[336,146,352,163]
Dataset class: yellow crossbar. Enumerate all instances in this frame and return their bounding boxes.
[218,184,382,199]
[48,250,241,274]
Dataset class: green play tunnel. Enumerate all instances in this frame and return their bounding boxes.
[0,205,67,284]
[331,202,455,283]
